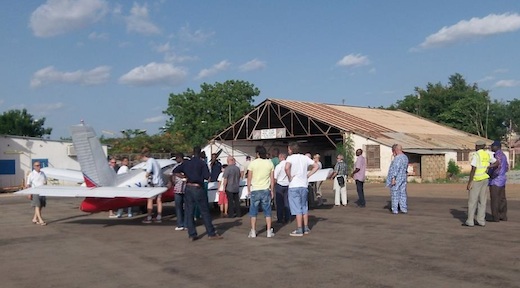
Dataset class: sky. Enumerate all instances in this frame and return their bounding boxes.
[1,0,520,139]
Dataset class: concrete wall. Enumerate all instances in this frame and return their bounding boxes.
[421,155,446,181]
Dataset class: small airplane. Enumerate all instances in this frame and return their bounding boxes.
[15,123,334,213]
[15,124,174,213]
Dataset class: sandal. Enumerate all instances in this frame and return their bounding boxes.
[37,221,47,226]
[32,220,38,224]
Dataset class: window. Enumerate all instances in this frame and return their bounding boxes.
[365,145,380,169]
[456,150,470,162]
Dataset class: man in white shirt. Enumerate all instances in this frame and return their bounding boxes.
[116,157,132,218]
[26,161,47,225]
[274,153,291,224]
[141,149,166,223]
[285,143,319,236]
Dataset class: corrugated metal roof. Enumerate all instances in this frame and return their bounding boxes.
[269,98,489,150]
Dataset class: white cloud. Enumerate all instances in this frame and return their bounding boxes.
[196,60,230,79]
[119,62,187,86]
[239,59,266,72]
[417,13,520,49]
[493,68,509,74]
[32,102,65,115]
[125,3,160,35]
[143,115,167,123]
[154,42,171,53]
[164,53,198,64]
[30,66,111,88]
[494,79,520,88]
[153,41,198,64]
[88,31,109,40]
[478,76,495,83]
[0,99,4,106]
[29,0,108,37]
[179,25,214,43]
[336,54,370,68]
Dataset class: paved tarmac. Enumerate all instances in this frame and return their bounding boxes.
[1,182,519,288]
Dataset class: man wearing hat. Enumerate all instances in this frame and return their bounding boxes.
[463,140,496,227]
[488,140,508,222]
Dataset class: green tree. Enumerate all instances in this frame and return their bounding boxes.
[391,73,508,139]
[0,109,52,137]
[507,99,520,132]
[102,131,191,156]
[164,80,260,147]
[336,135,355,172]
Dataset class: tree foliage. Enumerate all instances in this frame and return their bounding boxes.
[101,131,191,158]
[164,80,260,147]
[389,73,512,140]
[0,109,52,137]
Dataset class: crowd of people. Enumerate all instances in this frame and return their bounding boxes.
[25,140,509,237]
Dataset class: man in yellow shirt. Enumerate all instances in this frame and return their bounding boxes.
[247,145,275,238]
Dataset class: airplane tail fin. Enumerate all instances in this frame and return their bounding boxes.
[70,124,116,187]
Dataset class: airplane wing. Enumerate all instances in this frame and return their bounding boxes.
[42,167,84,183]
[14,186,167,198]
[309,168,333,182]
[131,159,177,170]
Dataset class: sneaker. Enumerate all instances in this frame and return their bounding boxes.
[127,213,133,218]
[142,217,152,224]
[304,227,311,235]
[175,226,185,231]
[153,217,162,223]
[109,214,118,219]
[267,228,275,238]
[248,229,256,238]
[290,229,304,237]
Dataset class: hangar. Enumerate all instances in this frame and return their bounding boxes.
[211,98,495,181]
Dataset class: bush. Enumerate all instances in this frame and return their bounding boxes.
[447,159,461,177]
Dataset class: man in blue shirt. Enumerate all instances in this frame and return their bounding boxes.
[386,144,409,214]
[173,146,223,241]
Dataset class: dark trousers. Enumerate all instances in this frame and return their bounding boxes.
[489,185,507,221]
[174,193,186,228]
[355,180,365,206]
[185,185,216,238]
[275,184,291,223]
[226,191,241,217]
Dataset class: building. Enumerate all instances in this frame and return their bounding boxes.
[211,99,502,181]
[0,135,106,190]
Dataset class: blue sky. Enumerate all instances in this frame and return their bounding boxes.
[1,1,520,139]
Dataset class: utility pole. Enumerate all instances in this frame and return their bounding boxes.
[485,101,489,139]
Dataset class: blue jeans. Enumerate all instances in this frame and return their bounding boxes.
[275,184,291,223]
[355,180,365,206]
[288,187,309,215]
[249,189,272,217]
[185,185,217,238]
[174,193,186,228]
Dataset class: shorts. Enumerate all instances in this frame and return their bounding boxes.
[218,191,228,205]
[288,187,309,215]
[149,192,163,200]
[249,189,272,217]
[31,195,47,208]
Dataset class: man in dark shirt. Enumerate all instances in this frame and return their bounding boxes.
[173,146,223,241]
[209,153,222,182]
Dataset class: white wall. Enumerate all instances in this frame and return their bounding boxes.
[0,136,107,188]
[350,133,393,179]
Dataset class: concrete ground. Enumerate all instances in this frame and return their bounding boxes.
[1,182,519,288]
